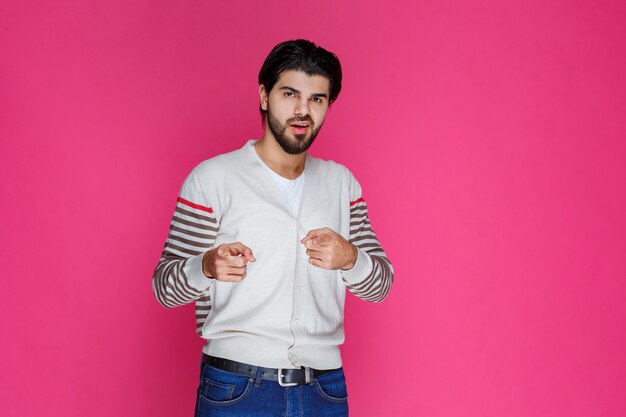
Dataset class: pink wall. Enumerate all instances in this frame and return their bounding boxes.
[2,1,625,416]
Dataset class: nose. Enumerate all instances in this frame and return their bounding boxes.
[294,97,309,117]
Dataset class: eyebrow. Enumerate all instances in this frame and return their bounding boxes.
[279,86,328,99]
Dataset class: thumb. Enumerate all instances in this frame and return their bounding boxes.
[216,244,229,257]
[301,229,319,244]
[228,242,256,262]
[242,246,256,262]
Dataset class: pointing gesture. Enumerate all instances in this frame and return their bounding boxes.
[301,227,358,270]
[202,242,256,282]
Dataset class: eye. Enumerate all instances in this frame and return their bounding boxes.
[284,91,294,97]
[311,97,323,103]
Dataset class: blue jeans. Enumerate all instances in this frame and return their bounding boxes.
[194,360,349,416]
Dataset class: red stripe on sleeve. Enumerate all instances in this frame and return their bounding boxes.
[350,197,365,206]
[176,197,213,213]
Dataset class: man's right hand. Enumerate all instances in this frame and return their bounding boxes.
[202,242,256,282]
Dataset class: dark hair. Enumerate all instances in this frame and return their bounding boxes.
[258,39,342,120]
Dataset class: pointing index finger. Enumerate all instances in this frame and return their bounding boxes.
[227,242,256,262]
[301,228,327,243]
[242,246,256,262]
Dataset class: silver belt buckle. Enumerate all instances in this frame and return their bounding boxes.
[277,368,298,387]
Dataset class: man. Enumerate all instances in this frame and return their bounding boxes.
[153,39,393,416]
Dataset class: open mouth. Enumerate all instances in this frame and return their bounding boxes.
[289,122,310,135]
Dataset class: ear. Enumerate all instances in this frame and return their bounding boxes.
[259,84,268,111]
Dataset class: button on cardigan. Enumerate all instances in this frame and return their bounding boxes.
[153,140,393,369]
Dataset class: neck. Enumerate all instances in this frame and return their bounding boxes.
[254,132,306,180]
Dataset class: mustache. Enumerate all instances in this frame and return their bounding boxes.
[287,115,314,125]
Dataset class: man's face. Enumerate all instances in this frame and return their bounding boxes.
[260,70,331,155]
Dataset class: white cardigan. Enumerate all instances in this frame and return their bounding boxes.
[153,140,393,369]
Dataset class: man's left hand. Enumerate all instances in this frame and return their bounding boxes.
[301,227,358,270]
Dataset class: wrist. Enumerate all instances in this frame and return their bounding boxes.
[201,250,215,279]
[341,244,358,270]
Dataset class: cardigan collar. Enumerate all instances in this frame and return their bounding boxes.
[243,139,317,221]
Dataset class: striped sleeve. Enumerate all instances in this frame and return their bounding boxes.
[152,170,218,310]
[340,175,394,302]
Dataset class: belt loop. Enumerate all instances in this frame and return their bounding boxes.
[253,366,264,387]
[199,353,206,381]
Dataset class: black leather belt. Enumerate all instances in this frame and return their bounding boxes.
[203,355,338,386]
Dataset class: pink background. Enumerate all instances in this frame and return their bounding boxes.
[2,1,625,416]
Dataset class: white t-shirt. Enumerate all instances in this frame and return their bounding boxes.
[253,147,305,217]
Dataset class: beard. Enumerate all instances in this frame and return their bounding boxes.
[267,106,323,155]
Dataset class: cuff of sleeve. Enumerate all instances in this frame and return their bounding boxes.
[340,247,373,285]
[183,252,214,292]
